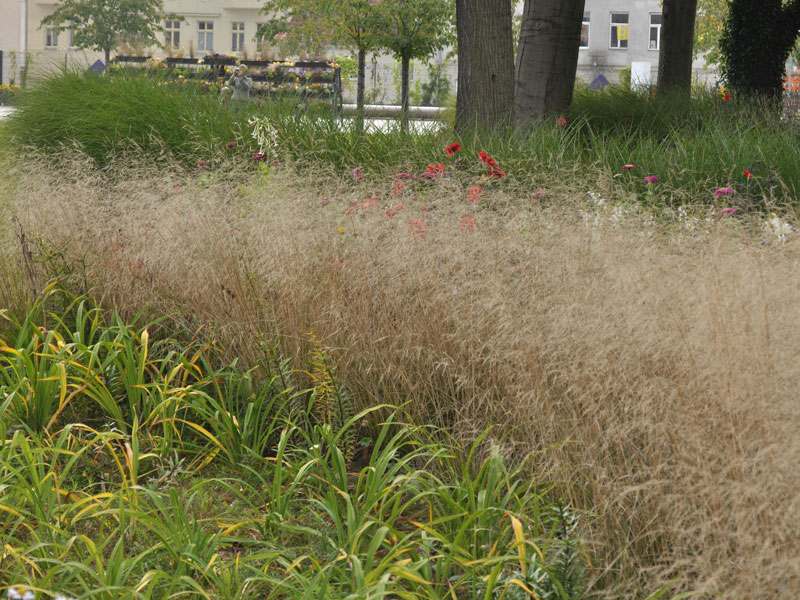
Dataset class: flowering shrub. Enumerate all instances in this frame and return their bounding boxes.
[0,83,20,105]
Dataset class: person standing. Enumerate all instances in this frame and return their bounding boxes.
[227,65,253,102]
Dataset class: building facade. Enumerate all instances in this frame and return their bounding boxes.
[575,0,713,86]
[0,0,714,92]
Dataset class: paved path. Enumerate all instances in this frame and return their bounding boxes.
[0,106,15,120]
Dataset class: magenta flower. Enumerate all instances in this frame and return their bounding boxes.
[622,164,637,171]
[226,141,237,149]
[643,175,659,184]
[719,207,738,215]
[352,167,366,181]
[714,187,734,196]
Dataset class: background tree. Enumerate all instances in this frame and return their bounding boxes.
[657,0,699,96]
[261,0,383,129]
[694,0,727,65]
[41,0,169,64]
[513,0,585,128]
[454,0,514,134]
[720,0,800,98]
[375,0,455,129]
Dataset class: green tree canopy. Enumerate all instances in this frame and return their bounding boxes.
[373,0,455,127]
[41,0,170,64]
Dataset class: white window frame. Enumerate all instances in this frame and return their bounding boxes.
[198,21,214,52]
[45,27,59,48]
[649,13,662,51]
[164,19,181,49]
[580,13,590,49]
[231,22,245,52]
[609,12,628,49]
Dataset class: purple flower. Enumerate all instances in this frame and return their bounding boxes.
[622,164,636,171]
[226,141,237,149]
[643,175,659,184]
[714,187,734,196]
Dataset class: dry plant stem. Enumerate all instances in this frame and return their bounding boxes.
[3,157,800,599]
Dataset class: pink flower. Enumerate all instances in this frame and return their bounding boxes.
[409,218,428,237]
[226,141,237,149]
[361,197,378,210]
[622,164,636,171]
[557,117,567,127]
[643,175,659,184]
[385,203,404,218]
[393,172,416,180]
[198,160,208,169]
[459,213,477,234]
[352,167,366,181]
[393,182,405,196]
[252,152,268,162]
[531,188,546,201]
[468,185,483,203]
[346,200,360,215]
[714,187,734,196]
[719,207,738,215]
[420,164,445,180]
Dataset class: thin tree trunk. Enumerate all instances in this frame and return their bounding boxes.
[356,48,366,132]
[657,0,698,96]
[104,47,110,66]
[455,0,515,134]
[400,54,410,131]
[513,0,586,128]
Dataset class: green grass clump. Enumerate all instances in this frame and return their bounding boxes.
[8,71,800,204]
[0,290,585,599]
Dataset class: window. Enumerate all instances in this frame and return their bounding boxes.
[580,13,590,48]
[649,14,662,50]
[609,13,628,49]
[164,20,180,48]
[198,21,214,52]
[232,22,245,52]
[45,27,59,48]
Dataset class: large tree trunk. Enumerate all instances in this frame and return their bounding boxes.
[356,48,366,132]
[513,0,586,128]
[657,0,699,96]
[721,0,800,98]
[400,54,410,131]
[455,0,515,134]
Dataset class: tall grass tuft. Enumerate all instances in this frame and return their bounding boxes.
[8,73,800,202]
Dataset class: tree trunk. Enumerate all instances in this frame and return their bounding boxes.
[657,0,698,96]
[400,54,410,131]
[455,0,515,134]
[721,0,800,98]
[356,48,366,132]
[513,0,586,128]
[104,47,111,67]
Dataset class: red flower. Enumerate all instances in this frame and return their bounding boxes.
[420,163,445,180]
[459,213,477,235]
[362,196,378,210]
[393,183,405,196]
[478,151,496,166]
[557,117,567,127]
[347,200,360,215]
[488,165,506,179]
[743,169,754,179]
[409,218,428,238]
[445,142,462,156]
[468,185,483,203]
[385,203,404,218]
[723,93,731,101]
